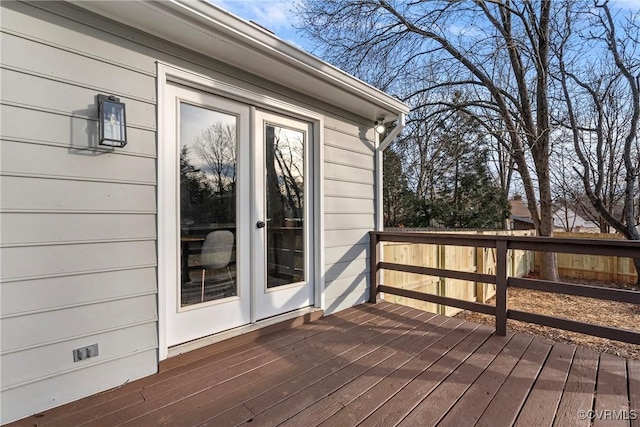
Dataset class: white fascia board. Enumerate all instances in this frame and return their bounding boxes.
[72,0,410,121]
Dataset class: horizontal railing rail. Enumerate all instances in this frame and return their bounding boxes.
[369,231,640,345]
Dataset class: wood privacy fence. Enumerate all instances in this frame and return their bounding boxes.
[370,231,640,344]
[382,230,534,316]
[539,232,638,284]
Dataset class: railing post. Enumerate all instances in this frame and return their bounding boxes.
[495,239,508,336]
[369,231,379,303]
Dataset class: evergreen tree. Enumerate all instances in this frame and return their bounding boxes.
[432,148,509,229]
[383,108,509,230]
[383,148,416,227]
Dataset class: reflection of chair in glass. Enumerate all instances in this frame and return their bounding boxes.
[200,230,234,302]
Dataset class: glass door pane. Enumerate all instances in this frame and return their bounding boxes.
[265,123,305,288]
[179,102,237,306]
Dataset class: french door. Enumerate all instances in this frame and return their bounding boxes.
[164,83,251,347]
[253,111,314,320]
[163,84,313,348]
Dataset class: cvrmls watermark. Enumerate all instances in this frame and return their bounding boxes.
[577,409,637,421]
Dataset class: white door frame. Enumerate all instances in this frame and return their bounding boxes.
[157,63,325,361]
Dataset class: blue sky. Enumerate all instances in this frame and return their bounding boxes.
[210,0,311,50]
[210,0,640,55]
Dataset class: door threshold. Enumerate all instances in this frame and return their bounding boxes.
[163,307,323,366]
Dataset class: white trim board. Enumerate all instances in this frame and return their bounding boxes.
[167,307,323,358]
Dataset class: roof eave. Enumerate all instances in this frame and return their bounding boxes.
[72,0,410,120]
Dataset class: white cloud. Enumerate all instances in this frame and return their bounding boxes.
[207,0,309,50]
[448,23,482,39]
[610,0,640,10]
[209,0,296,31]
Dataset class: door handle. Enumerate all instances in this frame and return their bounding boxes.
[256,221,265,229]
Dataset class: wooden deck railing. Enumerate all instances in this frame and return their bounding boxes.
[369,231,640,344]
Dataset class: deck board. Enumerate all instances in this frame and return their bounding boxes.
[468,337,552,427]
[221,307,431,426]
[436,333,533,427]
[398,331,516,426]
[277,312,449,427]
[553,346,599,427]
[593,353,630,427]
[8,302,637,427]
[34,310,338,426]
[283,316,449,427]
[162,304,421,427]
[514,342,576,426]
[316,318,471,426]
[107,303,415,426]
[355,323,493,427]
[629,359,640,427]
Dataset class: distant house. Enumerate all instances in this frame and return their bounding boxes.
[0,1,409,423]
[551,195,631,234]
[508,195,535,230]
[553,207,600,233]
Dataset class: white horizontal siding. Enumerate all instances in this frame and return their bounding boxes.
[323,119,375,150]
[325,213,375,231]
[324,243,369,265]
[325,257,369,283]
[1,267,157,317]
[1,140,156,184]
[0,104,157,158]
[1,68,156,130]
[322,122,376,316]
[325,229,370,251]
[324,145,374,170]
[1,294,157,353]
[324,179,374,199]
[1,213,156,246]
[0,4,160,422]
[1,32,155,101]
[1,241,157,282]
[1,176,156,213]
[325,162,374,184]
[0,349,157,423]
[324,273,368,315]
[1,322,157,389]
[1,3,158,75]
[325,196,374,215]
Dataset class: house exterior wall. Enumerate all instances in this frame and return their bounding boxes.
[0,3,159,423]
[323,122,375,314]
[0,1,376,422]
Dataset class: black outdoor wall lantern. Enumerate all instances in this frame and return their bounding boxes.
[98,94,127,147]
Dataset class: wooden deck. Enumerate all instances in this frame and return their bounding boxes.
[11,302,639,427]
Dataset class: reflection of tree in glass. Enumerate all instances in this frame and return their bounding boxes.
[266,125,305,285]
[266,126,304,225]
[194,122,237,194]
[180,146,211,225]
[180,122,237,227]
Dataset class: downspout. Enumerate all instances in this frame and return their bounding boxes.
[375,113,406,231]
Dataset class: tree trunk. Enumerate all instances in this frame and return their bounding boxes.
[537,213,560,282]
[538,252,559,282]
[534,143,560,281]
